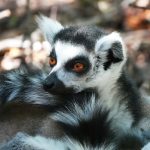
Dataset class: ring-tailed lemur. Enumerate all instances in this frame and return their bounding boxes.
[0,15,149,150]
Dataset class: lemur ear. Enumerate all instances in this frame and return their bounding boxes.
[95,32,126,70]
[36,15,64,44]
[95,32,126,59]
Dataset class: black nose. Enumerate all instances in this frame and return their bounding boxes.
[43,75,55,90]
[43,73,64,94]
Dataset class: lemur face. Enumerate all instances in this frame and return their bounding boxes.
[37,16,127,94]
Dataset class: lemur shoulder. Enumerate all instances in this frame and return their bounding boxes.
[0,15,150,150]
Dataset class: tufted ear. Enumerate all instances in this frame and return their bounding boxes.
[95,32,126,70]
[36,15,64,45]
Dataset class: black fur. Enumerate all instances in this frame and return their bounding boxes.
[49,48,57,67]
[53,89,145,149]
[43,72,74,95]
[0,67,55,106]
[58,107,114,146]
[0,68,146,150]
[54,26,106,51]
[53,89,114,146]
[65,56,91,76]
[0,24,148,149]
[103,42,123,70]
[49,48,57,59]
[117,71,143,125]
[116,131,145,150]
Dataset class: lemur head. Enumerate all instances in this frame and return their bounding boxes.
[37,16,127,95]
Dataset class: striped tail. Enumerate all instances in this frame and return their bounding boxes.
[0,67,56,106]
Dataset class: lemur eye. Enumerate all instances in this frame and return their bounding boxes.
[49,56,57,67]
[73,63,84,72]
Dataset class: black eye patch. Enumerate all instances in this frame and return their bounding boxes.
[65,56,91,76]
[49,48,56,58]
[49,48,57,67]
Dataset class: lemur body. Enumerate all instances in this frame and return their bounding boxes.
[0,16,149,149]
[0,89,144,150]
[38,16,142,132]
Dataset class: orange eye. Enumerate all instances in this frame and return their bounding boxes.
[73,63,84,72]
[49,57,57,66]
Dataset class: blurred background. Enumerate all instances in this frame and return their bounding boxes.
[0,0,150,96]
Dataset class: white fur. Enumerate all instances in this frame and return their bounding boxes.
[23,88,56,105]
[36,15,63,44]
[137,117,150,131]
[46,29,132,130]
[50,41,89,91]
[5,73,22,101]
[7,89,20,102]
[51,111,79,126]
[87,32,127,94]
[95,32,125,53]
[87,68,133,130]
[24,135,115,150]
[24,135,67,150]
[51,94,109,126]
[50,41,86,74]
[66,137,115,150]
[55,41,87,66]
[142,143,150,150]
[49,36,132,130]
[95,32,127,63]
[81,32,132,130]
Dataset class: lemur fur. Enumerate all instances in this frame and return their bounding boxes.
[0,15,149,150]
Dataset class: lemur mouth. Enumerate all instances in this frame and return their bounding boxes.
[43,81,75,95]
[44,87,75,95]
[42,72,76,95]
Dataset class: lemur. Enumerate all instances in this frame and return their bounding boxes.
[0,15,149,150]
